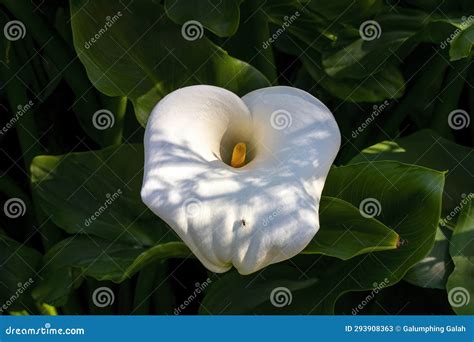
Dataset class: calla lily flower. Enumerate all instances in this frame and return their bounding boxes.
[141,85,341,275]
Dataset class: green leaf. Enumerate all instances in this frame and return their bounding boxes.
[321,10,427,79]
[429,16,474,61]
[30,143,196,305]
[303,56,405,102]
[306,0,384,21]
[201,161,444,314]
[446,198,474,314]
[1,0,117,147]
[267,3,335,51]
[403,0,460,12]
[403,225,453,289]
[70,0,269,126]
[0,234,42,312]
[450,24,474,61]
[48,237,189,282]
[350,129,472,289]
[32,236,190,306]
[430,59,470,139]
[165,0,241,37]
[201,266,318,314]
[133,263,159,314]
[222,0,277,82]
[386,53,450,133]
[350,129,473,221]
[303,197,399,259]
[31,144,168,246]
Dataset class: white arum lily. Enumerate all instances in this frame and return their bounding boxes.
[141,85,341,275]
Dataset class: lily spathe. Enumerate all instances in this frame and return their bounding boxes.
[141,85,341,274]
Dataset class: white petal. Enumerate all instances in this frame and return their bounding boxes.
[141,85,340,274]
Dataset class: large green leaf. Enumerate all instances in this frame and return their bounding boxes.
[321,10,427,79]
[201,161,444,314]
[32,236,190,306]
[0,234,42,312]
[446,198,474,315]
[69,0,269,126]
[303,56,405,102]
[200,265,318,314]
[421,16,474,61]
[403,225,453,289]
[31,144,167,246]
[165,0,241,37]
[350,129,473,224]
[450,24,474,61]
[303,197,399,259]
[30,143,194,305]
[350,129,471,289]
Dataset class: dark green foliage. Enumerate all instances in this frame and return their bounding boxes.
[0,0,472,315]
